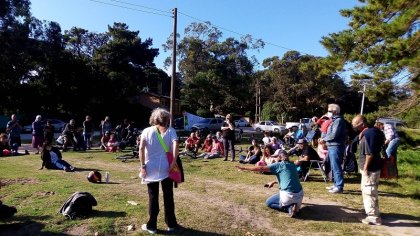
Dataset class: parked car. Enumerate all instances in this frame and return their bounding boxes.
[234,118,250,127]
[23,119,66,133]
[191,118,224,132]
[253,121,286,133]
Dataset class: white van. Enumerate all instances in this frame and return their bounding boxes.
[376,117,405,128]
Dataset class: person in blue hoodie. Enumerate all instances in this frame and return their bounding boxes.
[321,104,346,194]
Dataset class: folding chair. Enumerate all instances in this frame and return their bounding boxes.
[304,160,328,183]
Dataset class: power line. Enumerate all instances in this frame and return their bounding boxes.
[89,0,172,17]
[178,11,311,55]
[88,0,310,56]
[109,0,172,15]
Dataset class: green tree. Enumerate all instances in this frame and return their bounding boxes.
[320,0,419,104]
[164,22,258,115]
[260,51,349,121]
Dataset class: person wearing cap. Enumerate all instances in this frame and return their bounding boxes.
[32,115,44,154]
[288,139,320,178]
[236,150,304,217]
[375,120,400,173]
[284,125,303,147]
[321,103,346,194]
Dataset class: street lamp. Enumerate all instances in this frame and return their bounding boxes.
[359,84,366,115]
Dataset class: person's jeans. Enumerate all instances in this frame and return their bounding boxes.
[266,193,282,211]
[386,138,400,160]
[265,190,304,212]
[249,155,260,164]
[328,145,345,190]
[146,178,178,230]
[222,138,235,160]
[83,132,92,148]
[52,159,72,170]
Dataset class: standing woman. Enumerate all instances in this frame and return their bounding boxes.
[139,108,179,234]
[221,114,236,161]
[32,115,44,154]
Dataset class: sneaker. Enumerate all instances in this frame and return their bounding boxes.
[141,224,157,234]
[361,217,382,225]
[287,204,297,217]
[24,150,29,155]
[167,227,175,232]
[325,186,335,190]
[328,187,343,194]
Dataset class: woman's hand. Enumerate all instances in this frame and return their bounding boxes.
[139,167,147,178]
[169,161,178,171]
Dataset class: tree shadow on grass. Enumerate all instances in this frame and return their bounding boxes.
[342,189,419,200]
[73,167,102,172]
[381,212,420,227]
[156,225,224,236]
[0,215,60,236]
[299,203,364,223]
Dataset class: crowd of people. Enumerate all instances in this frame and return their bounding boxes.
[0,104,401,231]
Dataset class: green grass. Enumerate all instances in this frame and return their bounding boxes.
[0,144,419,235]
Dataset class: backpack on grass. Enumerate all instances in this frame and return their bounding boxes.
[59,192,97,219]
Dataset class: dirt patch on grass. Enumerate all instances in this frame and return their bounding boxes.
[0,178,40,187]
[63,224,90,236]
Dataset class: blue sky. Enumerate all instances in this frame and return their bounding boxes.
[30,0,361,72]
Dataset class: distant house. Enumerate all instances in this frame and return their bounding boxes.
[133,91,181,115]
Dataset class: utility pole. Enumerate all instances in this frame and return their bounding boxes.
[360,83,366,115]
[255,78,260,123]
[169,8,177,127]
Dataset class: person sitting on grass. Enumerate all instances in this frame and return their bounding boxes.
[184,132,199,154]
[239,139,261,164]
[100,131,111,150]
[201,134,213,153]
[256,145,275,166]
[270,137,284,151]
[236,150,303,218]
[197,136,224,159]
[0,133,29,156]
[40,142,75,172]
[106,133,119,152]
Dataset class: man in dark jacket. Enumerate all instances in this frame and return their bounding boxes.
[352,115,384,225]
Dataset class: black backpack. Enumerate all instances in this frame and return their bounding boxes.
[343,145,358,173]
[0,201,17,219]
[59,192,97,219]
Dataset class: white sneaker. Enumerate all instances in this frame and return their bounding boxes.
[361,217,382,225]
[328,187,343,194]
[326,186,335,190]
[141,224,157,234]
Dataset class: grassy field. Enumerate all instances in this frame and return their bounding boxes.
[0,141,419,235]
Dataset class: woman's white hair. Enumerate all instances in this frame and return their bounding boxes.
[149,108,171,126]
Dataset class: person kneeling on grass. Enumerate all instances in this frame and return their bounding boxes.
[236,150,303,217]
[40,142,75,172]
